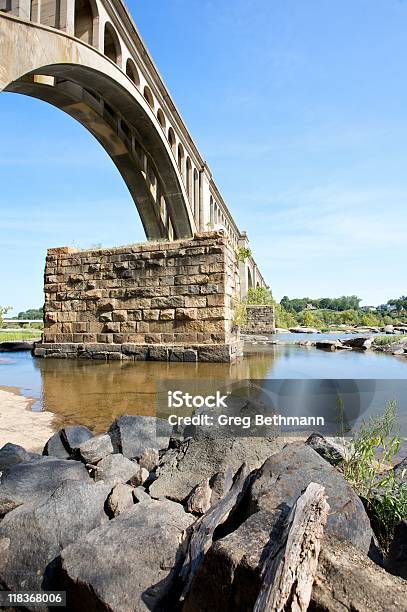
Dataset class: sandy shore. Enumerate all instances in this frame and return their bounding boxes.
[0,388,55,452]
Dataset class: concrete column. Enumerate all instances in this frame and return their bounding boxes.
[238,232,250,300]
[10,0,31,19]
[199,163,212,231]
[59,0,74,34]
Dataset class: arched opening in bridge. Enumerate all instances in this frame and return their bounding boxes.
[39,0,60,28]
[143,86,154,109]
[157,108,166,130]
[186,157,192,202]
[125,58,139,87]
[178,143,184,179]
[248,268,254,290]
[104,22,121,66]
[74,0,97,46]
[168,127,176,155]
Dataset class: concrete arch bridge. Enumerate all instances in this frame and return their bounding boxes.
[0,0,270,361]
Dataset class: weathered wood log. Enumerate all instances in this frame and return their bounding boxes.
[180,462,252,599]
[254,482,330,612]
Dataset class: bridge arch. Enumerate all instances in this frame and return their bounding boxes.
[0,13,195,240]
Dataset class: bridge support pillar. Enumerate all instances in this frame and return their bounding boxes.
[34,232,243,363]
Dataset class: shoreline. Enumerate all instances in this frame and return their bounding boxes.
[0,387,55,452]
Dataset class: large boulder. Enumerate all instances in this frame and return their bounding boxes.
[0,480,111,592]
[184,513,405,612]
[342,336,373,350]
[43,426,94,458]
[149,428,286,503]
[0,456,90,506]
[248,444,375,553]
[0,443,40,474]
[108,415,171,459]
[60,498,195,612]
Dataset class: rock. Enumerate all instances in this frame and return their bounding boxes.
[209,468,234,506]
[77,434,113,465]
[305,432,348,466]
[43,431,70,459]
[289,327,319,334]
[315,340,341,351]
[107,483,134,517]
[94,453,140,487]
[0,456,90,506]
[184,516,406,612]
[138,447,159,472]
[387,520,407,579]
[274,328,290,333]
[60,498,195,612]
[0,443,40,474]
[312,535,406,611]
[133,486,151,504]
[128,466,149,487]
[108,415,171,459]
[342,336,373,350]
[186,479,212,515]
[248,444,375,553]
[62,425,94,452]
[384,324,394,333]
[0,498,21,518]
[0,480,111,592]
[149,429,286,503]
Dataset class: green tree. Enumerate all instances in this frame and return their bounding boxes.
[17,307,43,320]
[0,306,12,327]
[246,287,274,305]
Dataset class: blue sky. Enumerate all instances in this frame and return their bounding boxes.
[1,0,407,314]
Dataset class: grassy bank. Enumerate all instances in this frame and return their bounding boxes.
[0,331,42,342]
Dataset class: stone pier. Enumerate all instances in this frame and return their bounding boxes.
[34,232,243,362]
[242,305,276,335]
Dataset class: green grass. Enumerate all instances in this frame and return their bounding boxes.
[373,335,404,346]
[0,331,42,342]
[340,401,406,551]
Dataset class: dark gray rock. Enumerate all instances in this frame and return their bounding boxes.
[0,443,40,473]
[108,415,171,459]
[0,456,89,506]
[43,432,70,459]
[305,432,347,466]
[149,428,286,503]
[60,498,195,612]
[62,425,93,452]
[248,444,375,553]
[77,434,113,465]
[387,520,407,580]
[0,480,111,592]
[184,515,406,612]
[342,336,373,350]
[94,453,140,487]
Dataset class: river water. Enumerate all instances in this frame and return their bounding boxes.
[0,339,406,435]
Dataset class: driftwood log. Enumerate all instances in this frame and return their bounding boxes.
[180,462,252,599]
[254,482,330,612]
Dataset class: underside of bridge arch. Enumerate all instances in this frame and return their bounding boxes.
[0,14,195,240]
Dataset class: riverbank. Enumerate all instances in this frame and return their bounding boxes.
[0,387,55,452]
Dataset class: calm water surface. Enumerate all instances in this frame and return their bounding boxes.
[0,342,406,434]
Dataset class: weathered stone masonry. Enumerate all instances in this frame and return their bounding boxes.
[242,305,276,335]
[34,232,243,362]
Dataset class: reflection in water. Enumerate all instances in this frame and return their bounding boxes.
[0,346,406,434]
